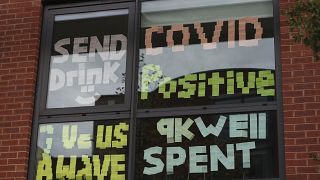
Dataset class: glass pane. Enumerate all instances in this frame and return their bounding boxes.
[35,120,129,179]
[138,0,276,109]
[135,111,279,179]
[47,9,129,108]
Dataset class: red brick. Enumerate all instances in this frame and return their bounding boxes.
[0,165,15,172]
[306,103,320,110]
[284,104,304,111]
[283,77,304,83]
[281,51,302,58]
[295,138,318,145]
[9,145,29,152]
[305,117,320,124]
[295,124,317,131]
[293,83,315,90]
[308,145,320,152]
[285,152,296,160]
[17,152,28,158]
[0,147,10,152]
[285,131,306,139]
[296,152,311,159]
[304,89,320,96]
[286,174,307,180]
[294,110,316,117]
[0,122,11,128]
[287,159,307,166]
[6,171,26,177]
[303,63,320,70]
[306,131,320,137]
[285,124,295,131]
[282,64,304,72]
[297,166,318,174]
[285,138,295,145]
[292,57,313,64]
[309,174,320,180]
[284,117,305,124]
[0,0,40,178]
[307,159,320,167]
[285,145,307,153]
[294,96,315,103]
[290,44,306,52]
[2,128,19,134]
[0,134,10,140]
[1,140,19,146]
[282,90,303,97]
[5,103,22,109]
[14,165,26,172]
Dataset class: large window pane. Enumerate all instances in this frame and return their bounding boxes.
[135,111,279,179]
[47,9,129,108]
[35,120,129,179]
[138,0,276,109]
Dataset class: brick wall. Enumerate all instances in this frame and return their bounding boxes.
[280,0,320,180]
[0,0,42,179]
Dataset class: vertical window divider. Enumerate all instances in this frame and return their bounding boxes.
[273,0,285,179]
[128,0,141,179]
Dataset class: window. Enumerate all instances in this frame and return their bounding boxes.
[138,0,276,109]
[136,111,279,179]
[38,2,135,115]
[29,0,284,180]
[47,9,129,109]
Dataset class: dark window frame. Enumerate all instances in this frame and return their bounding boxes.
[28,0,285,180]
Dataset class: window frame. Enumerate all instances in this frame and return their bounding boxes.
[28,0,285,180]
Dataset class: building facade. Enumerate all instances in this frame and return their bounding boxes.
[0,0,319,179]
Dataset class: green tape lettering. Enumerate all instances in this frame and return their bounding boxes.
[256,70,275,96]
[62,125,77,149]
[36,153,52,180]
[158,77,177,99]
[111,155,126,180]
[112,123,129,148]
[208,72,224,96]
[93,155,111,180]
[56,155,76,179]
[96,125,112,149]
[141,64,163,100]
[78,134,91,149]
[227,71,234,94]
[178,74,197,98]
[76,155,92,180]
[236,72,256,94]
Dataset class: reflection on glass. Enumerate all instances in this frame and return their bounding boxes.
[36,120,129,179]
[138,0,276,109]
[135,111,279,179]
[47,9,129,108]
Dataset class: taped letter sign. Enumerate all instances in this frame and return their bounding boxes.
[136,111,278,179]
[36,121,129,180]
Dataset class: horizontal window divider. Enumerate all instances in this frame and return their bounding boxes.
[40,105,131,116]
[136,102,277,118]
[38,111,131,124]
[45,0,134,11]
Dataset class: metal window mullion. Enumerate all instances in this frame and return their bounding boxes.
[128,0,141,179]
